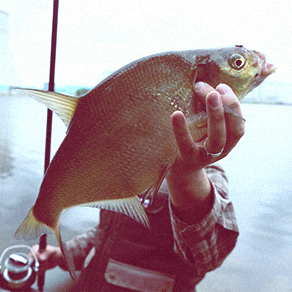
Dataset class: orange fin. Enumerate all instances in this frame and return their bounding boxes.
[15,208,76,279]
[81,196,150,229]
[14,208,51,240]
[55,228,76,279]
[15,88,78,127]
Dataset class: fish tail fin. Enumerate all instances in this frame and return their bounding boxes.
[14,207,52,240]
[15,88,78,127]
[54,227,76,279]
[15,208,76,279]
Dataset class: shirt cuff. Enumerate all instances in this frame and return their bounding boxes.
[169,179,238,241]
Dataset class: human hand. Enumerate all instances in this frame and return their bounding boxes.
[171,82,245,173]
[166,82,245,223]
[32,244,64,273]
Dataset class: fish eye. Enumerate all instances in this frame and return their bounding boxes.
[228,54,246,70]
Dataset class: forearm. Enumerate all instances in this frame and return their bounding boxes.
[169,164,239,273]
[64,227,97,271]
[167,168,214,224]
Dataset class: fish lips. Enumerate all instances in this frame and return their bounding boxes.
[251,50,276,87]
[253,50,276,77]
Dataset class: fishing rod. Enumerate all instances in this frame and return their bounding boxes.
[38,0,59,291]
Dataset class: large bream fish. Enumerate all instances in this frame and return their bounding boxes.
[15,45,275,277]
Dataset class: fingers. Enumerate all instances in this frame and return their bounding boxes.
[194,81,215,97]
[171,82,245,170]
[216,84,242,116]
[216,84,245,152]
[31,244,61,272]
[194,82,245,160]
[194,82,226,156]
[171,111,199,162]
[205,91,226,154]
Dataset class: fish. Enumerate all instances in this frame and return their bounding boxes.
[15,45,275,278]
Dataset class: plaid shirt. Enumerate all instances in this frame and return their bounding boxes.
[67,163,239,290]
[170,163,239,275]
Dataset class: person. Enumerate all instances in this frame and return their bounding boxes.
[32,82,244,292]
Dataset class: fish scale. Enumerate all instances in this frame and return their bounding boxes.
[15,46,276,278]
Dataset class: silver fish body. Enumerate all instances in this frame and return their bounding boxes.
[15,46,276,278]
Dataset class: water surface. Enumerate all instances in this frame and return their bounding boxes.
[198,103,292,291]
[1,95,291,291]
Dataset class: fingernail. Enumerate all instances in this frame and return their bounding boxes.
[216,83,232,95]
[208,92,221,108]
[194,81,206,92]
[172,111,185,127]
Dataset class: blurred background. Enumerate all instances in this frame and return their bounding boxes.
[0,0,291,291]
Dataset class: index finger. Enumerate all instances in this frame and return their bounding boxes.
[171,111,199,162]
[205,90,226,155]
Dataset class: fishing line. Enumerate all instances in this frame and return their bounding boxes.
[38,0,59,291]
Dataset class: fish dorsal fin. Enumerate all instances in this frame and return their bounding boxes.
[16,89,78,127]
[81,196,150,229]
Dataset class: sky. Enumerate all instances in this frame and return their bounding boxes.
[1,0,292,88]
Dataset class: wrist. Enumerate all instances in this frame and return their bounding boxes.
[167,168,214,224]
[167,168,210,202]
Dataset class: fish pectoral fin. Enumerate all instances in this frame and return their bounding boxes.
[223,104,246,122]
[142,165,170,206]
[55,228,76,279]
[82,196,150,229]
[187,112,208,142]
[16,88,78,127]
[14,208,52,240]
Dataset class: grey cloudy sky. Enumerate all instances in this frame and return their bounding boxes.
[2,0,292,87]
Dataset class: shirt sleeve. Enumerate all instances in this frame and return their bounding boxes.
[65,210,115,271]
[65,227,97,270]
[169,163,239,276]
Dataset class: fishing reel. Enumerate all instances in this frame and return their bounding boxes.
[0,245,39,291]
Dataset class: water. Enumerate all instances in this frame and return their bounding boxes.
[198,103,292,291]
[0,94,99,291]
[1,94,292,291]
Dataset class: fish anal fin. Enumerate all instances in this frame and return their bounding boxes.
[81,196,150,229]
[16,89,78,127]
[14,208,52,240]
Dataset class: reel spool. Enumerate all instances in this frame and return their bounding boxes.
[0,245,39,291]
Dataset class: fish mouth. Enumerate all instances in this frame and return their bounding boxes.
[250,50,276,89]
[253,50,276,78]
